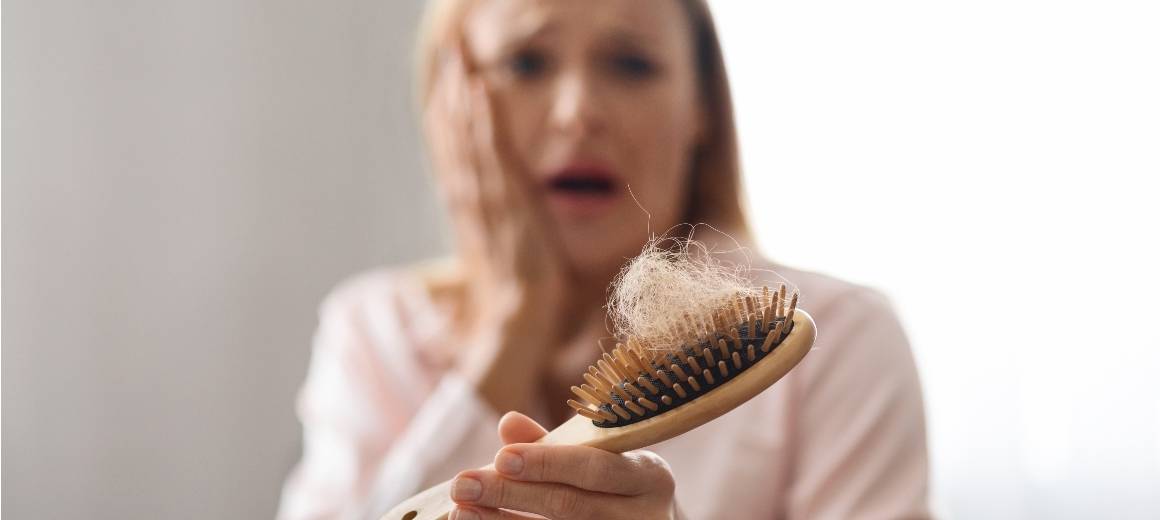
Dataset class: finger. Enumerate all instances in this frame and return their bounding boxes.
[427,74,490,263]
[468,81,503,178]
[450,505,543,520]
[452,470,615,520]
[494,444,674,497]
[425,52,472,198]
[464,79,529,270]
[468,80,539,213]
[454,35,477,75]
[423,72,453,174]
[468,80,507,209]
[497,411,549,445]
[449,51,482,208]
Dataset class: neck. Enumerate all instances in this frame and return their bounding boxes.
[552,266,616,347]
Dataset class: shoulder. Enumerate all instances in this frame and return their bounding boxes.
[760,261,917,395]
[763,262,896,322]
[295,261,468,420]
[313,259,464,363]
[320,266,409,313]
[752,263,931,517]
[761,262,905,351]
[319,258,462,319]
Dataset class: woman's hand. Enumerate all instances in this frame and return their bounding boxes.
[424,43,575,413]
[449,413,679,520]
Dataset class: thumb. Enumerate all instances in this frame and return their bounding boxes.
[497,411,549,445]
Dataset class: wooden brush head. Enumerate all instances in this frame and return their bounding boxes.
[543,286,814,452]
[569,285,803,428]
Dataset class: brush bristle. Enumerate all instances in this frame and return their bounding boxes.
[569,285,799,427]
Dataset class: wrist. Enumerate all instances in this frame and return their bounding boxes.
[454,324,545,414]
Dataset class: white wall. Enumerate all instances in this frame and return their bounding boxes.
[3,1,442,518]
[711,0,1160,518]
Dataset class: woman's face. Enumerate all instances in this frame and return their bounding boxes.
[463,0,703,282]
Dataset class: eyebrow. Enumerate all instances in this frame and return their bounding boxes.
[491,17,663,57]
[497,15,559,52]
[604,28,661,49]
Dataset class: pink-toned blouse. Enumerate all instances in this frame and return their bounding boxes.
[277,262,932,520]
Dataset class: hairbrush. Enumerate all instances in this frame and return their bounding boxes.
[384,285,816,520]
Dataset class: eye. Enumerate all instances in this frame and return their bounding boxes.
[508,49,549,79]
[611,53,657,80]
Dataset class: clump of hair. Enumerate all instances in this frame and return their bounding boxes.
[607,235,761,352]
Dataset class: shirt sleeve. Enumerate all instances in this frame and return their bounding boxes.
[785,288,933,520]
[277,280,502,520]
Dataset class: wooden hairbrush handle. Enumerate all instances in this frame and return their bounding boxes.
[382,309,816,520]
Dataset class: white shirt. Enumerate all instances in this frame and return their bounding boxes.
[278,262,932,519]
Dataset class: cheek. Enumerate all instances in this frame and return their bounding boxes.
[615,92,700,212]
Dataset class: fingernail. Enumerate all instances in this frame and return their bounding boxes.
[495,450,524,475]
[451,477,482,501]
[451,507,479,520]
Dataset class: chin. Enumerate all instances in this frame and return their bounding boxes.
[557,225,642,284]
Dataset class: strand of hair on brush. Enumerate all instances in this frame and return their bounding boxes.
[568,283,799,427]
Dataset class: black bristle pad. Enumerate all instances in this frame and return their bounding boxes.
[594,317,793,428]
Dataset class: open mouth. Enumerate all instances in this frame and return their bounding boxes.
[549,176,615,195]
[543,165,621,216]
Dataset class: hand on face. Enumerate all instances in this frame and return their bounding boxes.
[425,42,574,328]
[449,412,678,520]
[424,42,580,413]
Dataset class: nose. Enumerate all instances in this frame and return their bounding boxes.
[548,71,605,137]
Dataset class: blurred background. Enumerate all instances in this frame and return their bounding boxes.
[3,0,1157,518]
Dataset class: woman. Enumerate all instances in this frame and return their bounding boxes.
[279,1,932,519]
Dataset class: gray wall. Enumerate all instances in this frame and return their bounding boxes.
[3,1,443,518]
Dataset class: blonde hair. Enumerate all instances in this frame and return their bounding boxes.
[414,0,751,240]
